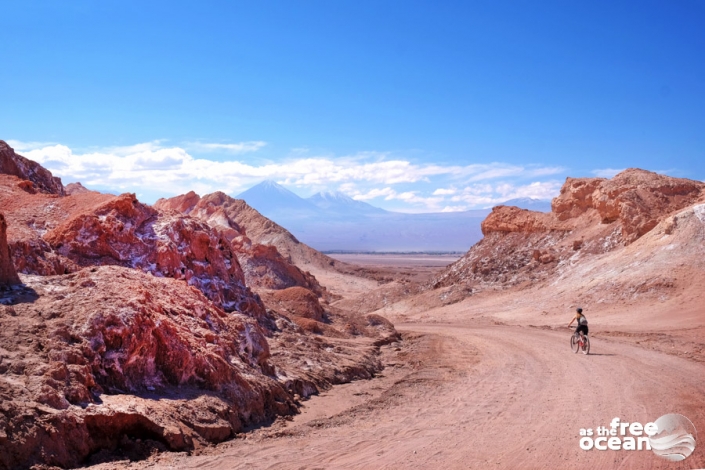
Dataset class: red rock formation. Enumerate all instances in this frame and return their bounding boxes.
[162,192,344,273]
[481,205,559,234]
[553,169,704,243]
[551,177,605,220]
[265,286,326,322]
[434,169,705,290]
[0,140,65,195]
[0,266,294,469]
[155,190,202,214]
[43,193,265,317]
[64,181,92,195]
[0,173,114,275]
[0,263,393,469]
[0,214,21,286]
[156,192,325,295]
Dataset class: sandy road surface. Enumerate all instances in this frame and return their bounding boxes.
[328,254,461,268]
[141,321,705,470]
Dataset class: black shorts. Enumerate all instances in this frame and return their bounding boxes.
[576,324,588,336]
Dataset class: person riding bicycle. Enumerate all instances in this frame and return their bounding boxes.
[568,307,588,337]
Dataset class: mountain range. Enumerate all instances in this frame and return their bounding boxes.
[236,181,551,252]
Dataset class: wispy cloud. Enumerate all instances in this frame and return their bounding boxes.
[352,187,398,200]
[440,163,564,182]
[349,181,562,212]
[432,187,457,196]
[9,140,566,210]
[186,141,267,153]
[6,139,56,151]
[351,187,444,210]
[438,181,563,211]
[592,168,625,178]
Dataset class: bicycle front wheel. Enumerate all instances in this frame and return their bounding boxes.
[571,335,579,353]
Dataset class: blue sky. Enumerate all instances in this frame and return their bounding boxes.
[1,1,703,211]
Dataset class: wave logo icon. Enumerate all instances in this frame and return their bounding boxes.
[649,413,697,461]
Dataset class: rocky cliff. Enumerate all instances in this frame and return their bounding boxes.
[155,191,325,295]
[0,214,21,286]
[159,192,344,271]
[434,169,705,291]
[0,266,293,469]
[552,169,704,243]
[0,140,65,195]
[43,192,265,318]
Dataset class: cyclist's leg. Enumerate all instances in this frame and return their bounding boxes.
[577,325,588,339]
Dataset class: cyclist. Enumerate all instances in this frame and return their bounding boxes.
[568,307,588,338]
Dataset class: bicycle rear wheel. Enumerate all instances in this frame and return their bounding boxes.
[571,334,579,353]
[581,336,590,355]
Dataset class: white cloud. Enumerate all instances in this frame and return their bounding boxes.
[461,164,564,181]
[107,141,168,155]
[187,141,267,153]
[396,191,444,207]
[432,187,456,196]
[17,142,465,197]
[9,140,567,210]
[351,187,444,210]
[592,168,625,178]
[508,181,562,199]
[441,205,468,213]
[445,181,562,210]
[6,139,56,151]
[352,187,397,201]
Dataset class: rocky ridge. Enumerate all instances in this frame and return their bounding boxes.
[551,169,704,243]
[155,192,324,295]
[44,192,265,318]
[64,182,92,195]
[0,141,65,196]
[0,266,293,469]
[433,169,705,292]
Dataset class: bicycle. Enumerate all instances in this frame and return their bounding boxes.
[570,330,590,355]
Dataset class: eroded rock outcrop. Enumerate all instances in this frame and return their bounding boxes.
[0,214,21,286]
[162,192,346,274]
[0,266,293,469]
[156,192,325,295]
[434,169,705,291]
[0,177,266,316]
[481,205,559,235]
[0,173,114,276]
[0,140,64,195]
[553,169,704,243]
[43,193,265,318]
[265,286,326,322]
[0,263,393,469]
[64,181,92,195]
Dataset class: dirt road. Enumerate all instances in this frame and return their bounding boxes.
[141,320,705,470]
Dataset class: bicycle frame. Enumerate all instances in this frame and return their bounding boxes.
[571,332,590,354]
